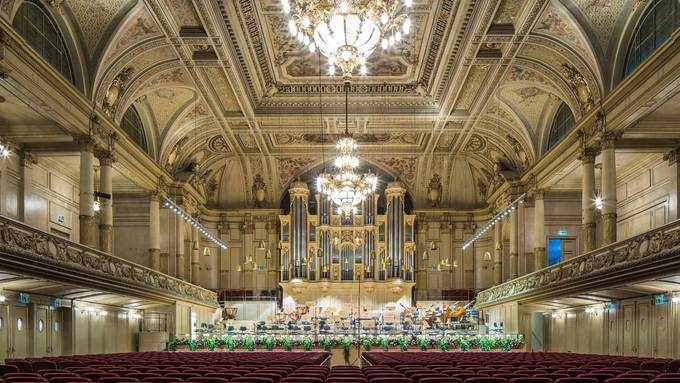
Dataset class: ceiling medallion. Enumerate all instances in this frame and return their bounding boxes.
[281,0,413,80]
[316,84,378,216]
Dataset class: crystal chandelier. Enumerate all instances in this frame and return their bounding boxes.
[281,0,413,80]
[316,84,378,216]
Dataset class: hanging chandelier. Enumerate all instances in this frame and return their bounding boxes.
[281,0,413,80]
[316,84,378,216]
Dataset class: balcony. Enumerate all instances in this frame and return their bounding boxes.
[476,219,680,308]
[0,215,217,307]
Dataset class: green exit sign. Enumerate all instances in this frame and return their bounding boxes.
[17,293,29,304]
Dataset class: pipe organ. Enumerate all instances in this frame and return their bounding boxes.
[279,180,415,283]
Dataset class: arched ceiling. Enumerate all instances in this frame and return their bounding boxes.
[0,0,643,210]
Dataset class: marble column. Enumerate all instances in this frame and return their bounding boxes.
[97,151,114,253]
[580,147,597,252]
[149,192,161,271]
[601,135,618,245]
[78,138,96,248]
[176,214,185,280]
[191,225,201,285]
[509,206,519,280]
[533,190,546,271]
[493,218,503,285]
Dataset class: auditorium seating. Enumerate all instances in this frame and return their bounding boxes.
[4,352,680,383]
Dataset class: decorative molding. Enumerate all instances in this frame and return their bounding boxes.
[0,215,217,306]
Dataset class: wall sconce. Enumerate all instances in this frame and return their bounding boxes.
[429,241,437,251]
[266,249,272,259]
[257,240,267,251]
[422,250,429,261]
[482,251,492,269]
[203,247,212,257]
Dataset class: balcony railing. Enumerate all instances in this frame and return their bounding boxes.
[477,219,680,307]
[0,215,217,306]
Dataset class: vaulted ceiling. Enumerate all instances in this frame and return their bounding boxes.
[0,0,645,210]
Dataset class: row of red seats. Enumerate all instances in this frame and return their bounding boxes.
[2,352,330,383]
[362,352,680,383]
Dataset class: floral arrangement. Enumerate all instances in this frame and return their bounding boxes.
[261,335,275,351]
[416,335,430,351]
[280,336,293,351]
[242,336,256,352]
[187,339,199,351]
[204,337,217,351]
[224,336,239,351]
[360,336,373,351]
[338,336,353,364]
[455,337,471,352]
[436,335,450,352]
[319,336,335,351]
[301,336,313,351]
[478,336,493,352]
[379,336,390,352]
[496,336,513,352]
[395,335,411,352]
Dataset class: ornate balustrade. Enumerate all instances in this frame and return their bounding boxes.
[477,219,680,308]
[0,215,217,307]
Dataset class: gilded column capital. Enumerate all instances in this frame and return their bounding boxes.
[385,180,406,198]
[663,147,680,165]
[577,146,599,163]
[288,180,310,198]
[20,151,38,167]
[534,189,544,201]
[95,149,116,166]
[74,134,96,152]
[599,131,621,150]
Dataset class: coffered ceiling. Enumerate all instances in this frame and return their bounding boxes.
[0,0,645,210]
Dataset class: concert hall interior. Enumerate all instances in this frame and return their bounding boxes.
[2,0,680,375]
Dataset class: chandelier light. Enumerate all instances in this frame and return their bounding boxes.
[316,84,378,216]
[281,0,413,80]
[461,194,526,251]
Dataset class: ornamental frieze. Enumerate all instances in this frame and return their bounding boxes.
[477,224,680,307]
[0,217,216,306]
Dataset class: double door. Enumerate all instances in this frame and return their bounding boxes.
[0,304,62,359]
[620,298,668,357]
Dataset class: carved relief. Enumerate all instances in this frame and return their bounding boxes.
[561,64,594,113]
[277,157,316,186]
[426,173,442,207]
[103,68,133,116]
[375,157,418,184]
[506,135,530,171]
[207,135,230,153]
[164,136,189,171]
[252,174,267,207]
[464,134,486,152]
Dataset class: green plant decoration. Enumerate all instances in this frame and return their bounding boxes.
[187,339,198,351]
[301,336,313,351]
[168,339,177,351]
[280,336,293,351]
[498,336,512,352]
[455,337,471,352]
[379,336,390,351]
[339,336,353,364]
[319,336,334,351]
[262,335,275,351]
[204,337,217,351]
[360,336,373,351]
[478,337,492,352]
[416,335,430,351]
[224,336,238,351]
[395,335,410,352]
[436,335,450,352]
[242,336,256,352]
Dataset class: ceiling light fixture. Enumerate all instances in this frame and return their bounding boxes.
[280,0,412,80]
[462,193,526,251]
[316,83,378,216]
[164,197,228,250]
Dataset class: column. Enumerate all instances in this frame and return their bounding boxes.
[176,214,185,280]
[493,218,503,285]
[463,223,475,289]
[78,137,96,247]
[97,151,114,253]
[509,205,519,279]
[601,135,618,245]
[191,225,200,284]
[386,181,406,279]
[289,181,309,279]
[149,192,161,271]
[580,147,597,252]
[533,190,546,271]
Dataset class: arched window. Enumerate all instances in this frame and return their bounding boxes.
[624,0,680,77]
[121,106,149,153]
[13,0,74,83]
[547,103,575,151]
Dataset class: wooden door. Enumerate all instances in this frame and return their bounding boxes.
[654,303,669,357]
[636,300,651,356]
[12,305,28,358]
[607,306,619,354]
[621,302,636,356]
[33,306,48,356]
[49,309,63,356]
[0,305,8,361]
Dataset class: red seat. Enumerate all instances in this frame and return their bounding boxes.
[186,378,230,383]
[141,378,183,383]
[464,378,508,383]
[98,378,140,383]
[232,377,274,383]
[555,378,599,383]
[164,373,201,380]
[49,377,92,383]
[419,378,462,383]
[0,366,20,376]
[651,379,680,383]
[604,379,649,383]
[640,363,667,373]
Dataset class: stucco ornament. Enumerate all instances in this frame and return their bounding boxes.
[427,173,442,207]
[561,64,593,112]
[103,68,133,116]
[252,174,267,207]
[164,136,189,171]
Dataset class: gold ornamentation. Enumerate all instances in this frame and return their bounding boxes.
[561,64,593,112]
